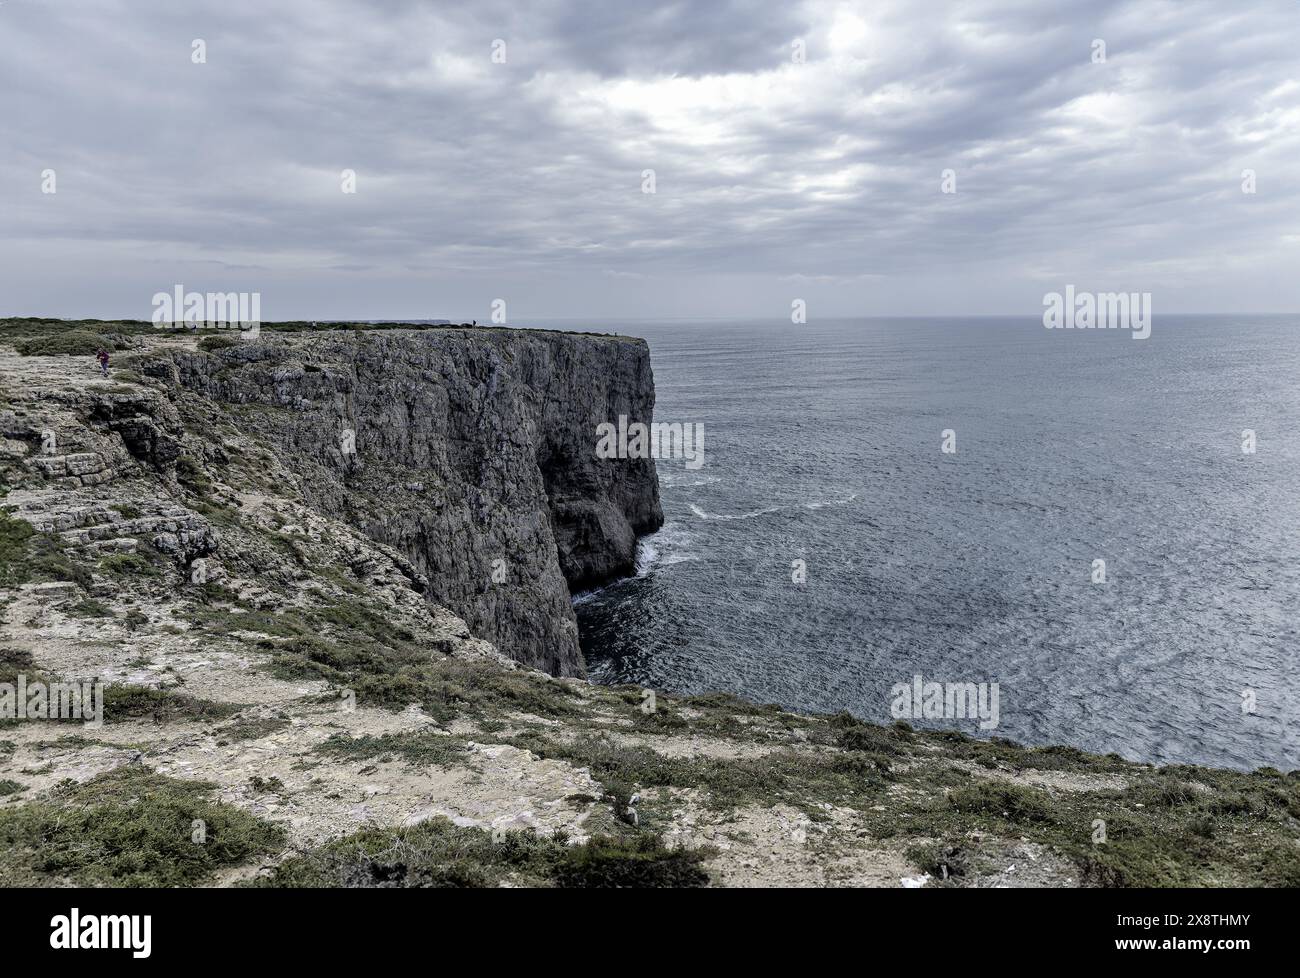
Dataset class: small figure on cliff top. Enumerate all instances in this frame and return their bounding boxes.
[95,347,110,377]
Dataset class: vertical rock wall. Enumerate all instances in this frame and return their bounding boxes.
[164,327,662,676]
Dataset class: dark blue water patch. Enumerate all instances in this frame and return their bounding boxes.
[565,316,1300,771]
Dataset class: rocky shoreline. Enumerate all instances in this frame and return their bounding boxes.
[1,319,1297,888]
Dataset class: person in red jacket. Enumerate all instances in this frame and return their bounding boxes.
[96,348,110,377]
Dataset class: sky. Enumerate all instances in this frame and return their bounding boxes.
[2,0,1298,321]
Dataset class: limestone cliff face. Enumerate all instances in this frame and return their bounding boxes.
[154,327,662,676]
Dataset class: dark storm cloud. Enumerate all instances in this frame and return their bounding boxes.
[0,0,1296,318]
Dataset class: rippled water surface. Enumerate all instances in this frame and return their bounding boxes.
[566,316,1300,770]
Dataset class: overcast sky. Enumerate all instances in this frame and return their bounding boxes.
[2,0,1297,321]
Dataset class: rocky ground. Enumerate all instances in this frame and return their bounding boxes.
[1,320,1298,888]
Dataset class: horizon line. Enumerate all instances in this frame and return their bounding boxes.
[6,311,1300,324]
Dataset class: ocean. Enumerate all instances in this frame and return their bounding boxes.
[563,316,1300,771]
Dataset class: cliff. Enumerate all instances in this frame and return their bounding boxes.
[1,320,1297,889]
[145,327,662,676]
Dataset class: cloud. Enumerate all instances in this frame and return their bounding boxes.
[0,0,1296,318]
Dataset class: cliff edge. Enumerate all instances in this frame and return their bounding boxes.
[146,327,661,676]
[1,321,1297,889]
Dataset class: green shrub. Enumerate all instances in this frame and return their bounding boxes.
[99,551,161,578]
[0,767,284,886]
[198,335,240,353]
[62,598,113,618]
[15,330,115,357]
[948,783,1055,823]
[0,511,90,590]
[830,712,911,755]
[551,834,711,888]
[250,816,709,889]
[101,684,242,724]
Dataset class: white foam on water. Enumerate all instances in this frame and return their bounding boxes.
[659,471,722,488]
[571,523,698,604]
[688,502,781,521]
[635,522,700,574]
[804,492,857,510]
[635,538,659,575]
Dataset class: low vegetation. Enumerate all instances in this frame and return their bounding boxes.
[101,684,244,725]
[0,509,91,590]
[197,334,241,353]
[1,318,151,356]
[214,715,291,744]
[249,817,709,888]
[317,729,470,769]
[898,767,1300,887]
[208,595,588,722]
[15,331,120,357]
[0,767,284,887]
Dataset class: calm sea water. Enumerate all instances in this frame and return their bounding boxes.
[560,316,1300,771]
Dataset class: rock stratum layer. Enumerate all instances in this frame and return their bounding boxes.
[154,327,662,676]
